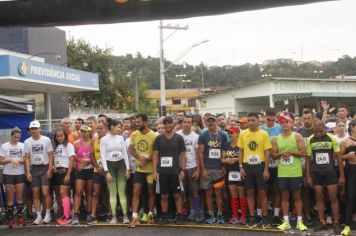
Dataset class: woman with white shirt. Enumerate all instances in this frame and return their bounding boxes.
[100,119,130,224]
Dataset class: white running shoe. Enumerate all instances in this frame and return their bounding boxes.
[33,217,43,225]
[109,216,118,224]
[43,214,52,224]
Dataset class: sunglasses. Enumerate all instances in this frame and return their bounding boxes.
[266,119,275,122]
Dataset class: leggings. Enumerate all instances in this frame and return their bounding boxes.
[107,160,127,216]
[345,163,356,226]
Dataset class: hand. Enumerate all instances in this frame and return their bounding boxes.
[106,172,113,182]
[11,159,20,167]
[240,167,246,180]
[125,170,131,180]
[139,157,148,167]
[192,169,200,181]
[263,169,270,182]
[63,174,70,185]
[320,100,330,111]
[47,169,52,179]
[79,160,87,169]
[347,151,356,160]
[179,171,185,182]
[26,172,32,182]
[98,167,105,176]
[329,107,336,113]
[338,176,345,186]
[281,151,291,158]
[154,171,159,181]
[307,176,313,188]
[202,169,209,179]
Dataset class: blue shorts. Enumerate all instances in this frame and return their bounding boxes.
[278,177,303,191]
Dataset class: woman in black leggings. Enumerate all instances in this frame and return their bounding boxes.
[340,120,356,236]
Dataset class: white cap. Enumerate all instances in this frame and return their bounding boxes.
[325,122,336,129]
[29,120,41,128]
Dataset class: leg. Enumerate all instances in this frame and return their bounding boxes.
[60,185,71,219]
[92,183,101,217]
[246,189,255,216]
[74,180,85,213]
[281,190,290,218]
[259,190,268,216]
[214,188,223,213]
[32,187,41,212]
[84,180,93,213]
[132,183,142,214]
[314,185,325,223]
[160,194,169,213]
[117,171,128,215]
[229,185,238,218]
[205,187,213,213]
[173,192,182,214]
[292,190,303,218]
[54,185,62,214]
[327,184,340,224]
[5,184,15,220]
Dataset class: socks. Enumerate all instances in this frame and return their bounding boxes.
[297,216,303,222]
[239,197,247,218]
[283,215,289,222]
[231,197,238,218]
[45,209,51,216]
[257,208,262,217]
[274,208,280,217]
[6,205,14,218]
[148,211,153,216]
[36,211,42,219]
[192,197,200,218]
[62,196,71,219]
[132,212,138,219]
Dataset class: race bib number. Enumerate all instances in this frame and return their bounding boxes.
[160,156,173,167]
[186,145,193,154]
[97,158,103,168]
[315,153,330,165]
[32,155,44,165]
[228,171,241,181]
[281,156,294,165]
[55,159,62,168]
[209,149,221,159]
[269,159,278,168]
[110,151,123,161]
[247,155,261,165]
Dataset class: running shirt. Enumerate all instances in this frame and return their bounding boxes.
[76,140,93,169]
[297,127,314,167]
[130,130,157,173]
[153,133,186,175]
[93,136,102,173]
[54,143,75,169]
[276,132,302,178]
[125,138,136,173]
[225,145,239,172]
[0,142,25,175]
[24,135,53,166]
[261,124,282,168]
[238,129,271,164]
[198,130,228,170]
[176,130,199,169]
[306,133,340,172]
[100,133,129,171]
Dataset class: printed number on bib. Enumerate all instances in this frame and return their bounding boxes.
[55,158,67,168]
[110,151,123,161]
[281,156,294,165]
[315,153,329,165]
[247,155,261,165]
[161,157,173,167]
[97,159,103,168]
[209,149,221,159]
[269,159,278,168]
[32,155,44,165]
[228,171,241,181]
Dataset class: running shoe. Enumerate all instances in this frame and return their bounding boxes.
[326,216,333,225]
[200,210,206,221]
[141,213,148,223]
[7,216,14,228]
[187,210,195,221]
[59,217,72,225]
[205,216,216,224]
[109,216,118,224]
[255,215,262,226]
[33,216,43,225]
[229,216,239,224]
[129,218,140,228]
[148,214,155,224]
[195,216,203,223]
[341,226,351,236]
[43,214,52,224]
[239,215,247,225]
[247,217,257,228]
[271,215,282,226]
[18,216,26,226]
[56,215,65,225]
[313,223,328,232]
[86,215,95,225]
[296,221,308,231]
[333,224,341,235]
[123,215,130,224]
[158,214,169,225]
[175,214,184,225]
[216,215,225,224]
[72,214,80,225]
[24,211,34,223]
[262,217,271,229]
[277,220,291,231]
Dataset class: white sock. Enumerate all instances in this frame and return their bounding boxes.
[148,211,153,216]
[45,209,51,216]
[283,215,289,222]
[274,208,280,217]
[132,212,138,218]
[36,211,42,219]
[297,216,303,222]
[257,208,262,217]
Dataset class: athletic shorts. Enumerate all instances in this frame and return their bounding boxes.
[226,170,244,187]
[278,177,303,191]
[3,174,25,185]
[200,169,224,190]
[268,167,278,187]
[30,165,50,188]
[52,169,75,186]
[243,163,267,190]
[159,173,181,195]
[184,167,200,194]
[311,170,338,186]
[92,172,106,185]
[133,171,154,185]
[76,169,93,181]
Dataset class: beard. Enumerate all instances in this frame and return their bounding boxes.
[138,126,145,132]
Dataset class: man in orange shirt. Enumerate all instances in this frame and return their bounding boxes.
[61,118,78,144]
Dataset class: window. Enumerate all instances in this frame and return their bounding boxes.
[172,99,181,105]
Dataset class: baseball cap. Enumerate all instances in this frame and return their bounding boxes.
[277,115,293,123]
[238,117,248,123]
[29,120,41,128]
[228,127,240,134]
[163,116,174,124]
[80,125,92,132]
[207,115,217,121]
[325,122,336,129]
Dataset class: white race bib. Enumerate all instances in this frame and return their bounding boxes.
[97,158,103,168]
[209,149,221,159]
[281,156,294,165]
[269,159,279,168]
[161,156,173,167]
[228,171,241,181]
[32,155,44,165]
[55,158,68,168]
[110,151,123,161]
[315,153,330,165]
[247,154,261,165]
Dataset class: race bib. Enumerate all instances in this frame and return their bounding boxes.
[97,158,103,168]
[186,145,193,154]
[55,158,64,168]
[228,171,241,181]
[32,155,44,165]
[281,156,294,165]
[160,156,173,167]
[269,159,278,168]
[247,154,261,165]
[315,153,330,165]
[209,149,221,159]
[110,151,123,161]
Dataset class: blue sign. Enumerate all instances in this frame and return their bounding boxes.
[0,55,99,90]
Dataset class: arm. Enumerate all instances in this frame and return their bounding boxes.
[47,151,54,177]
[270,137,280,160]
[292,133,306,157]
[122,138,130,170]
[99,138,109,172]
[152,150,159,180]
[24,153,32,181]
[179,151,187,181]
[320,100,329,123]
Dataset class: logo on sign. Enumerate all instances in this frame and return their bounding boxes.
[18,61,31,76]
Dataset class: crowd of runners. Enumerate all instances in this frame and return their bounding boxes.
[0,100,356,236]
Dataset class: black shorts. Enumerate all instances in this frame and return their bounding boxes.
[93,172,106,185]
[184,167,200,195]
[3,174,25,185]
[30,165,50,188]
[226,170,244,187]
[243,163,267,190]
[311,170,338,186]
[133,171,154,185]
[52,169,75,186]
[268,167,278,187]
[278,177,303,191]
[159,173,181,195]
[76,169,93,181]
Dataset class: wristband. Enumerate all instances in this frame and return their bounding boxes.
[239,164,243,168]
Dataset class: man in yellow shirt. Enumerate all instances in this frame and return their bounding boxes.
[238,112,271,228]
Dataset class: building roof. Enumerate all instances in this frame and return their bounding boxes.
[147,89,200,99]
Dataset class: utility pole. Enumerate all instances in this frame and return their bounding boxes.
[134,68,140,112]
[159,20,188,117]
[200,63,205,95]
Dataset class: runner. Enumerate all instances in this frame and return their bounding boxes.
[339,120,356,236]
[306,121,344,234]
[100,119,131,224]
[153,116,187,225]
[72,125,94,225]
[199,115,227,224]
[0,128,26,228]
[24,120,54,225]
[238,112,271,228]
[61,118,78,144]
[52,129,75,225]
[271,115,307,231]
[177,115,201,222]
[221,127,247,224]
[129,113,157,228]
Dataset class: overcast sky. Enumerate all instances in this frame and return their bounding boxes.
[59,0,356,67]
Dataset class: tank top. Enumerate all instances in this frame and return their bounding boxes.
[345,142,356,167]
[93,137,102,173]
[76,140,93,169]
[277,132,302,178]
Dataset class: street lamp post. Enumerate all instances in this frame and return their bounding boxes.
[261,74,272,78]
[175,74,186,89]
[182,79,191,88]
[26,52,61,61]
[313,70,323,79]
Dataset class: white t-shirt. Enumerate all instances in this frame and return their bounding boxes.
[54,143,75,168]
[100,133,130,171]
[24,135,53,166]
[0,142,25,175]
[125,138,136,173]
[177,130,199,169]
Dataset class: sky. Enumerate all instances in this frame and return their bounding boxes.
[59,0,356,67]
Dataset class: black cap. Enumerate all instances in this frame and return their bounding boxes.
[163,116,174,124]
[207,115,217,121]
